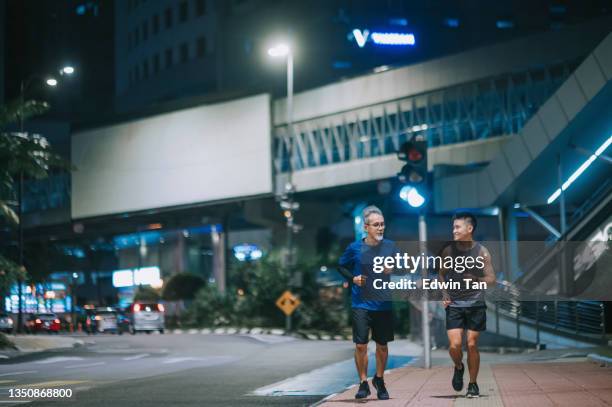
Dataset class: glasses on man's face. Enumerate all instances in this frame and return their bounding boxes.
[366,222,385,229]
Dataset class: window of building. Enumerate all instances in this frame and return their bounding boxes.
[195,0,206,16]
[143,60,149,80]
[180,42,189,63]
[153,54,160,75]
[179,1,188,22]
[152,14,159,35]
[142,20,148,41]
[165,48,173,68]
[196,36,206,57]
[165,7,173,28]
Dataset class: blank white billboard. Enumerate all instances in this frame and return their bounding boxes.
[72,94,272,219]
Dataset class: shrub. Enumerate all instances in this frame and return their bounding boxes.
[162,272,205,301]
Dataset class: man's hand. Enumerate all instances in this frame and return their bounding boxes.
[353,275,367,287]
[442,293,451,308]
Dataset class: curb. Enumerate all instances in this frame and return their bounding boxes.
[167,327,354,340]
[0,337,85,361]
[587,353,612,367]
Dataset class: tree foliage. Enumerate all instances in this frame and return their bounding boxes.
[133,285,162,303]
[162,272,206,301]
[0,98,68,296]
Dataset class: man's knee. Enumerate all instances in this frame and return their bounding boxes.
[449,340,462,352]
[355,343,368,354]
[467,339,478,352]
[375,343,388,352]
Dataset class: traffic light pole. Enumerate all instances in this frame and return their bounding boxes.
[419,213,431,369]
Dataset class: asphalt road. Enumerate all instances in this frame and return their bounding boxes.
[0,332,362,406]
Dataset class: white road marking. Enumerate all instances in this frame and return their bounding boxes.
[64,362,105,369]
[161,357,197,364]
[244,334,296,344]
[122,353,150,361]
[0,371,37,377]
[34,357,84,364]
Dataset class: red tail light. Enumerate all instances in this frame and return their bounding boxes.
[133,304,141,312]
[158,304,165,312]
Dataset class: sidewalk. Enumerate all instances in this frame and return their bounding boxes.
[0,335,84,359]
[318,353,612,406]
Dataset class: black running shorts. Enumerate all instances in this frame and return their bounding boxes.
[445,306,486,331]
[352,308,394,345]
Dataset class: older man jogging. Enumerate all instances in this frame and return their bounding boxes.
[338,205,397,400]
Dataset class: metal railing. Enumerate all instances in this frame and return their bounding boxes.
[490,281,606,345]
[274,59,579,173]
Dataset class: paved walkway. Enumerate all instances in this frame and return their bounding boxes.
[318,359,612,406]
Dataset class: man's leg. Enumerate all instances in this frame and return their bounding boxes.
[352,308,370,382]
[375,342,388,378]
[355,343,369,382]
[447,328,464,368]
[466,330,480,383]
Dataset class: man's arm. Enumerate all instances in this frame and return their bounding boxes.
[438,245,452,306]
[338,244,366,287]
[479,246,496,285]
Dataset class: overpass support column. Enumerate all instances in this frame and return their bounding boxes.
[498,206,519,281]
[211,224,226,293]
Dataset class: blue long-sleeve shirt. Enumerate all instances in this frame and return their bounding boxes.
[339,238,397,311]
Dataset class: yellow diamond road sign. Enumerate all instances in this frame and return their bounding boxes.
[275,290,301,316]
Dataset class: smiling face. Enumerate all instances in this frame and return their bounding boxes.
[364,213,385,242]
[453,218,473,241]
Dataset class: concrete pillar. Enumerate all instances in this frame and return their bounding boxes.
[503,206,520,281]
[174,231,187,273]
[211,224,226,293]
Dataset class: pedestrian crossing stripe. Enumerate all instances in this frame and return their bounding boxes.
[19,380,89,388]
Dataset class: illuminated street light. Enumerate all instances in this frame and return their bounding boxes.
[267,43,290,57]
[46,78,58,87]
[61,66,75,75]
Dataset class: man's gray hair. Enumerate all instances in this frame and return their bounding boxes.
[362,205,383,223]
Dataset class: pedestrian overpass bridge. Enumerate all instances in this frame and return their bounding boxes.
[64,19,611,223]
[271,20,611,211]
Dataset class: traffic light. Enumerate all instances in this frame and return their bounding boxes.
[397,135,428,208]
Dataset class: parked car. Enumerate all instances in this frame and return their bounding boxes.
[25,313,61,334]
[126,303,165,334]
[0,313,14,333]
[83,307,120,334]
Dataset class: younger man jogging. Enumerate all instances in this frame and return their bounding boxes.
[338,205,396,400]
[439,212,496,398]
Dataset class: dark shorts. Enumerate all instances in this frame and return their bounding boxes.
[352,308,394,345]
[445,306,486,331]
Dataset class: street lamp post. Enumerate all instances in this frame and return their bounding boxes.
[268,44,299,332]
[15,66,74,333]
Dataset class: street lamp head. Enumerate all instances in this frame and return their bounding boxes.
[46,78,58,87]
[61,66,75,75]
[268,43,290,57]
